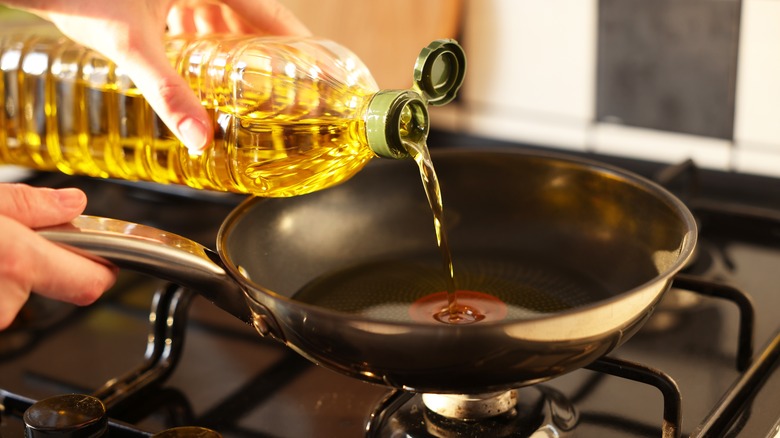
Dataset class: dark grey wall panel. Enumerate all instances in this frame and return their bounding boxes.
[597,0,741,139]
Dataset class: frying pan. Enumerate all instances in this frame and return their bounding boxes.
[40,148,697,394]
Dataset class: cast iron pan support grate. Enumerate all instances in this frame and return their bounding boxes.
[0,282,197,437]
[690,330,780,437]
[584,357,681,438]
[671,274,755,372]
[92,282,194,413]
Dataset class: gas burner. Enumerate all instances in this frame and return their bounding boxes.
[369,386,577,437]
[23,394,108,437]
[422,391,519,420]
[2,390,223,437]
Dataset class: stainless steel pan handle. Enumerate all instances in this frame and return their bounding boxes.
[38,215,253,324]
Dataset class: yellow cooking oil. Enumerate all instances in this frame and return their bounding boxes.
[0,32,470,197]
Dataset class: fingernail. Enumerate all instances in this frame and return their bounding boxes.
[177,117,210,153]
[52,188,86,209]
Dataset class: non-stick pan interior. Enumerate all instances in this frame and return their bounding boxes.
[222,148,693,324]
[218,148,696,392]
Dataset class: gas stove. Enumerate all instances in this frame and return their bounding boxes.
[1,131,780,437]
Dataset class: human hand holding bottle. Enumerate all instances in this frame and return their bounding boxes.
[0,184,117,329]
[1,0,311,153]
[0,0,310,328]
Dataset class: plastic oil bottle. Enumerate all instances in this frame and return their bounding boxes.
[0,29,465,197]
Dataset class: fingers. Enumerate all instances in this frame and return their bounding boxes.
[0,184,87,228]
[118,30,213,152]
[0,215,117,329]
[209,5,261,34]
[167,0,309,36]
[153,0,311,152]
[192,3,232,34]
[220,0,311,36]
[167,3,197,34]
[158,0,310,152]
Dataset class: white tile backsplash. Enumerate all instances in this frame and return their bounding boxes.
[734,0,780,167]
[459,0,597,128]
[431,104,592,151]
[590,123,732,170]
[733,146,780,178]
[443,0,780,178]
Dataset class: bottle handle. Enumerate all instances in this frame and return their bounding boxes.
[37,216,253,324]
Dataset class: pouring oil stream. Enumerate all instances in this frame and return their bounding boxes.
[402,133,485,324]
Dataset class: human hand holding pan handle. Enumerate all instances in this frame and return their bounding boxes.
[37,149,697,394]
[38,215,253,326]
[0,184,117,330]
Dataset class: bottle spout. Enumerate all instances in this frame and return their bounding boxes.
[364,39,466,159]
[365,90,428,159]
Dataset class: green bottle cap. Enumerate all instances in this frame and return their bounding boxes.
[364,39,465,159]
[413,39,466,106]
[365,90,429,159]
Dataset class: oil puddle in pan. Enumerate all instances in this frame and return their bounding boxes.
[291,253,614,324]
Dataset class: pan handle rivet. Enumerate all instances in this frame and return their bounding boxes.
[250,311,286,343]
[252,313,271,337]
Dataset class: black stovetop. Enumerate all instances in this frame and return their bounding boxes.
[2,133,780,437]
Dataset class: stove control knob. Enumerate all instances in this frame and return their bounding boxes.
[152,426,222,437]
[23,394,107,437]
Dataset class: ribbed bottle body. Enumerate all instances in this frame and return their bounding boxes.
[0,32,381,196]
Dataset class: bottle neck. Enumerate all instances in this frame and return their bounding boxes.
[364,90,430,159]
